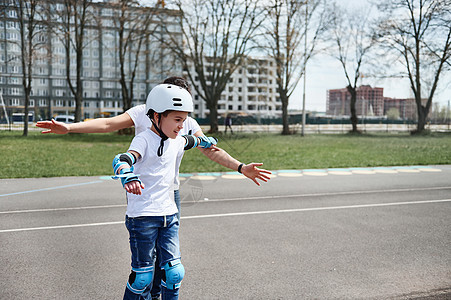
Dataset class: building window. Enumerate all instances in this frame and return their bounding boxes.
[10,98,20,106]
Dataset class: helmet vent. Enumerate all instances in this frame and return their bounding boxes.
[173,98,182,106]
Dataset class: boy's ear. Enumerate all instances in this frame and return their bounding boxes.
[153,112,160,123]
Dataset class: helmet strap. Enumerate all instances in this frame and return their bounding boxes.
[151,113,168,157]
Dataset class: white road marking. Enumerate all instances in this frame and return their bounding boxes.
[0,181,103,198]
[0,186,450,214]
[0,221,124,233]
[0,198,449,234]
[0,204,126,215]
[182,198,451,220]
[183,186,451,204]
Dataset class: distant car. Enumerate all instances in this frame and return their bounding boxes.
[12,113,34,124]
[54,115,75,123]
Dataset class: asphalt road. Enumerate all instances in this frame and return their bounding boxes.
[0,165,450,300]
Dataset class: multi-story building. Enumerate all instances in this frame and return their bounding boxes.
[0,1,182,122]
[326,85,426,120]
[326,85,384,117]
[189,57,281,119]
[384,97,419,120]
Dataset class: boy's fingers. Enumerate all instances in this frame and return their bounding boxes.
[252,178,261,186]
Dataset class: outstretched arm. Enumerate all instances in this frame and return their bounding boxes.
[194,131,272,186]
[36,113,134,134]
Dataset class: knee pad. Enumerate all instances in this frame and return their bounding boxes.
[126,266,153,294]
[162,259,185,290]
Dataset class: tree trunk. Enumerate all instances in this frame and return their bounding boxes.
[118,83,134,136]
[74,46,83,122]
[281,93,290,135]
[75,80,83,122]
[347,85,359,133]
[414,102,427,134]
[207,99,219,133]
[23,93,29,136]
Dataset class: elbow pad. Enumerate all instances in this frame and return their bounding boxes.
[183,135,198,150]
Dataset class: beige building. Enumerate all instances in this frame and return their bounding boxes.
[189,57,282,119]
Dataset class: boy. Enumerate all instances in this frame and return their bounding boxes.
[113,84,217,300]
[38,76,272,299]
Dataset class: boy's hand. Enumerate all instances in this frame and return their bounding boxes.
[36,119,69,134]
[112,164,143,194]
[241,163,272,186]
[124,180,145,195]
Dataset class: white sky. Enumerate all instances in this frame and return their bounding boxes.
[289,54,450,112]
[289,0,451,112]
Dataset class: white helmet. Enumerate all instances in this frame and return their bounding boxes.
[146,84,193,115]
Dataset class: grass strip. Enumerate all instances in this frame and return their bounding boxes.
[1,131,450,179]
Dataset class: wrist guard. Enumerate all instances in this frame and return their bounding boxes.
[112,152,140,187]
[183,135,218,150]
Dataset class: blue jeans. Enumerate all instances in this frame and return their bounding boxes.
[123,212,181,300]
[151,190,181,298]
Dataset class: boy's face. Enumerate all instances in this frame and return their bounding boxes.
[158,111,188,139]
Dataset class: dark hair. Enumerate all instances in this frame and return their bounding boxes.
[163,76,192,95]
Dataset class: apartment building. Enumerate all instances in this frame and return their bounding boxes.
[384,97,418,120]
[0,1,182,122]
[190,57,282,119]
[326,85,385,117]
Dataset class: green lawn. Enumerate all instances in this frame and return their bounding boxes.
[1,131,450,179]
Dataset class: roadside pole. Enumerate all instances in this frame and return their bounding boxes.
[301,1,308,136]
[0,91,10,130]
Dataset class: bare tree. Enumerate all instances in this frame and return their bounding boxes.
[263,0,327,135]
[162,0,265,133]
[13,0,47,136]
[113,0,157,118]
[327,3,376,133]
[50,0,94,123]
[376,0,451,134]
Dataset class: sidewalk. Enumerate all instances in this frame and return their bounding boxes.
[2,123,450,133]
[202,123,451,134]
